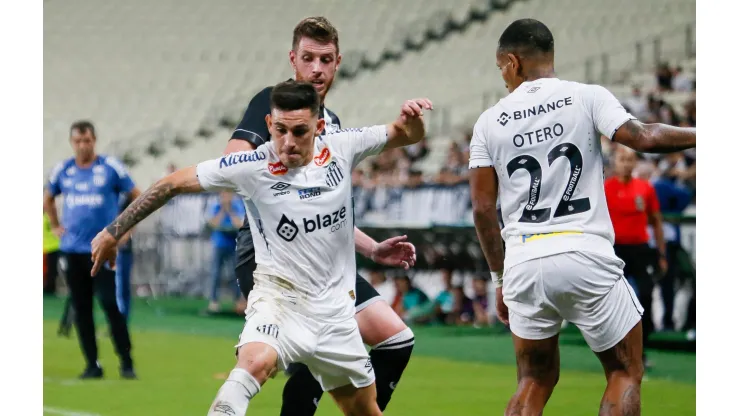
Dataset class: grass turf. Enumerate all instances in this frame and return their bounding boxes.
[43,297,695,415]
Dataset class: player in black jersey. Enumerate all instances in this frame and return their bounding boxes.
[222,17,416,415]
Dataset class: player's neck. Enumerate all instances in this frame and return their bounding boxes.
[522,66,556,83]
[75,154,96,168]
[618,174,632,183]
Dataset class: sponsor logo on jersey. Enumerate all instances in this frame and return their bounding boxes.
[276,214,299,242]
[497,112,511,126]
[270,182,290,196]
[303,207,348,234]
[324,161,344,187]
[268,161,288,175]
[256,324,279,338]
[314,148,331,166]
[62,178,73,188]
[513,97,573,120]
[298,187,321,200]
[512,123,565,148]
[74,182,90,191]
[219,151,266,168]
[65,194,104,208]
[93,175,106,187]
[93,165,105,174]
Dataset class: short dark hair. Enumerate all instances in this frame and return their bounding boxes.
[498,18,554,57]
[270,80,321,116]
[70,120,96,139]
[292,16,340,53]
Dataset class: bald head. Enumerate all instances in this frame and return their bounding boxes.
[614,146,637,179]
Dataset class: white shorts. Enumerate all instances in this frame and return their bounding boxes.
[503,251,644,352]
[236,288,375,392]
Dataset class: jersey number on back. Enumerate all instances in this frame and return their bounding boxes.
[506,142,591,223]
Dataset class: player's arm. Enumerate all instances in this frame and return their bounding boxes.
[383,98,434,150]
[613,120,696,153]
[44,163,65,236]
[223,87,272,155]
[589,84,695,153]
[645,184,668,273]
[355,228,417,269]
[467,114,506,286]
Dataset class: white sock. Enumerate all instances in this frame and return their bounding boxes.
[207,368,261,415]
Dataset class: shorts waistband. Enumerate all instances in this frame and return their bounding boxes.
[519,231,583,243]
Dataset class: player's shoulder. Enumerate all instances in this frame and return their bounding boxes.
[48,157,75,180]
[99,154,130,176]
[324,106,342,126]
[218,145,271,172]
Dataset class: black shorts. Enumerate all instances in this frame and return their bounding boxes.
[235,258,382,313]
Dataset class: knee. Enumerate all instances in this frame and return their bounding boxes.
[236,346,277,385]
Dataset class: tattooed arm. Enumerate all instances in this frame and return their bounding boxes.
[106,166,203,240]
[469,167,504,275]
[613,120,696,153]
[90,166,205,275]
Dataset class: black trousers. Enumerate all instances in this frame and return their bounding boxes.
[44,250,60,295]
[614,244,658,353]
[62,253,133,368]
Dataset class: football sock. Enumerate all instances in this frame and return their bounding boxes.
[370,327,415,411]
[207,368,260,415]
[280,363,324,416]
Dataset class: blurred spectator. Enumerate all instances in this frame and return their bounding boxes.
[453,285,474,325]
[403,138,429,163]
[392,275,432,324]
[672,66,694,92]
[623,85,649,120]
[204,191,245,313]
[655,62,673,91]
[432,268,456,324]
[369,270,395,304]
[43,212,61,296]
[683,98,696,126]
[471,277,491,327]
[406,169,425,188]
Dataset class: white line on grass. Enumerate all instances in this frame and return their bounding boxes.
[43,406,102,416]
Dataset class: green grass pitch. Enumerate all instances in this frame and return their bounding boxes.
[43,297,695,415]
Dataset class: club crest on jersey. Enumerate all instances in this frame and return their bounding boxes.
[314,148,332,166]
[93,165,105,174]
[349,290,355,300]
[324,161,344,188]
[256,324,279,338]
[635,196,645,211]
[268,161,288,176]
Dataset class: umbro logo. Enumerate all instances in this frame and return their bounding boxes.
[271,182,290,191]
[527,86,540,93]
[497,112,511,126]
[271,182,291,197]
[212,401,235,415]
[389,381,397,390]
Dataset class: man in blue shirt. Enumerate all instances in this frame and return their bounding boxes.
[205,191,245,313]
[43,121,140,379]
[116,193,135,321]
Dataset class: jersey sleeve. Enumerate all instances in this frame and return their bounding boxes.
[195,151,262,198]
[230,87,272,147]
[105,156,135,194]
[328,125,388,168]
[46,161,65,196]
[586,85,637,140]
[468,112,494,169]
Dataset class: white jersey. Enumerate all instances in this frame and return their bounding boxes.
[197,125,388,322]
[469,78,635,268]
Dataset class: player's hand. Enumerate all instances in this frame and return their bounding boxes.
[370,235,417,270]
[495,287,509,326]
[400,98,433,123]
[658,256,669,276]
[52,226,65,238]
[90,229,118,276]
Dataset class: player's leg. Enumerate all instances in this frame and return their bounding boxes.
[92,259,134,375]
[354,276,414,411]
[594,322,643,416]
[207,342,276,416]
[329,384,382,416]
[115,249,132,321]
[309,316,382,416]
[503,258,564,415]
[65,253,101,376]
[551,252,644,415]
[209,246,226,310]
[506,333,561,415]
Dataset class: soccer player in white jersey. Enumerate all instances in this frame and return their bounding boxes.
[89,80,433,416]
[468,19,696,416]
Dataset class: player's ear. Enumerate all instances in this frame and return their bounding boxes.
[265,114,272,130]
[289,49,297,71]
[315,118,326,136]
[335,52,342,69]
[507,53,521,75]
